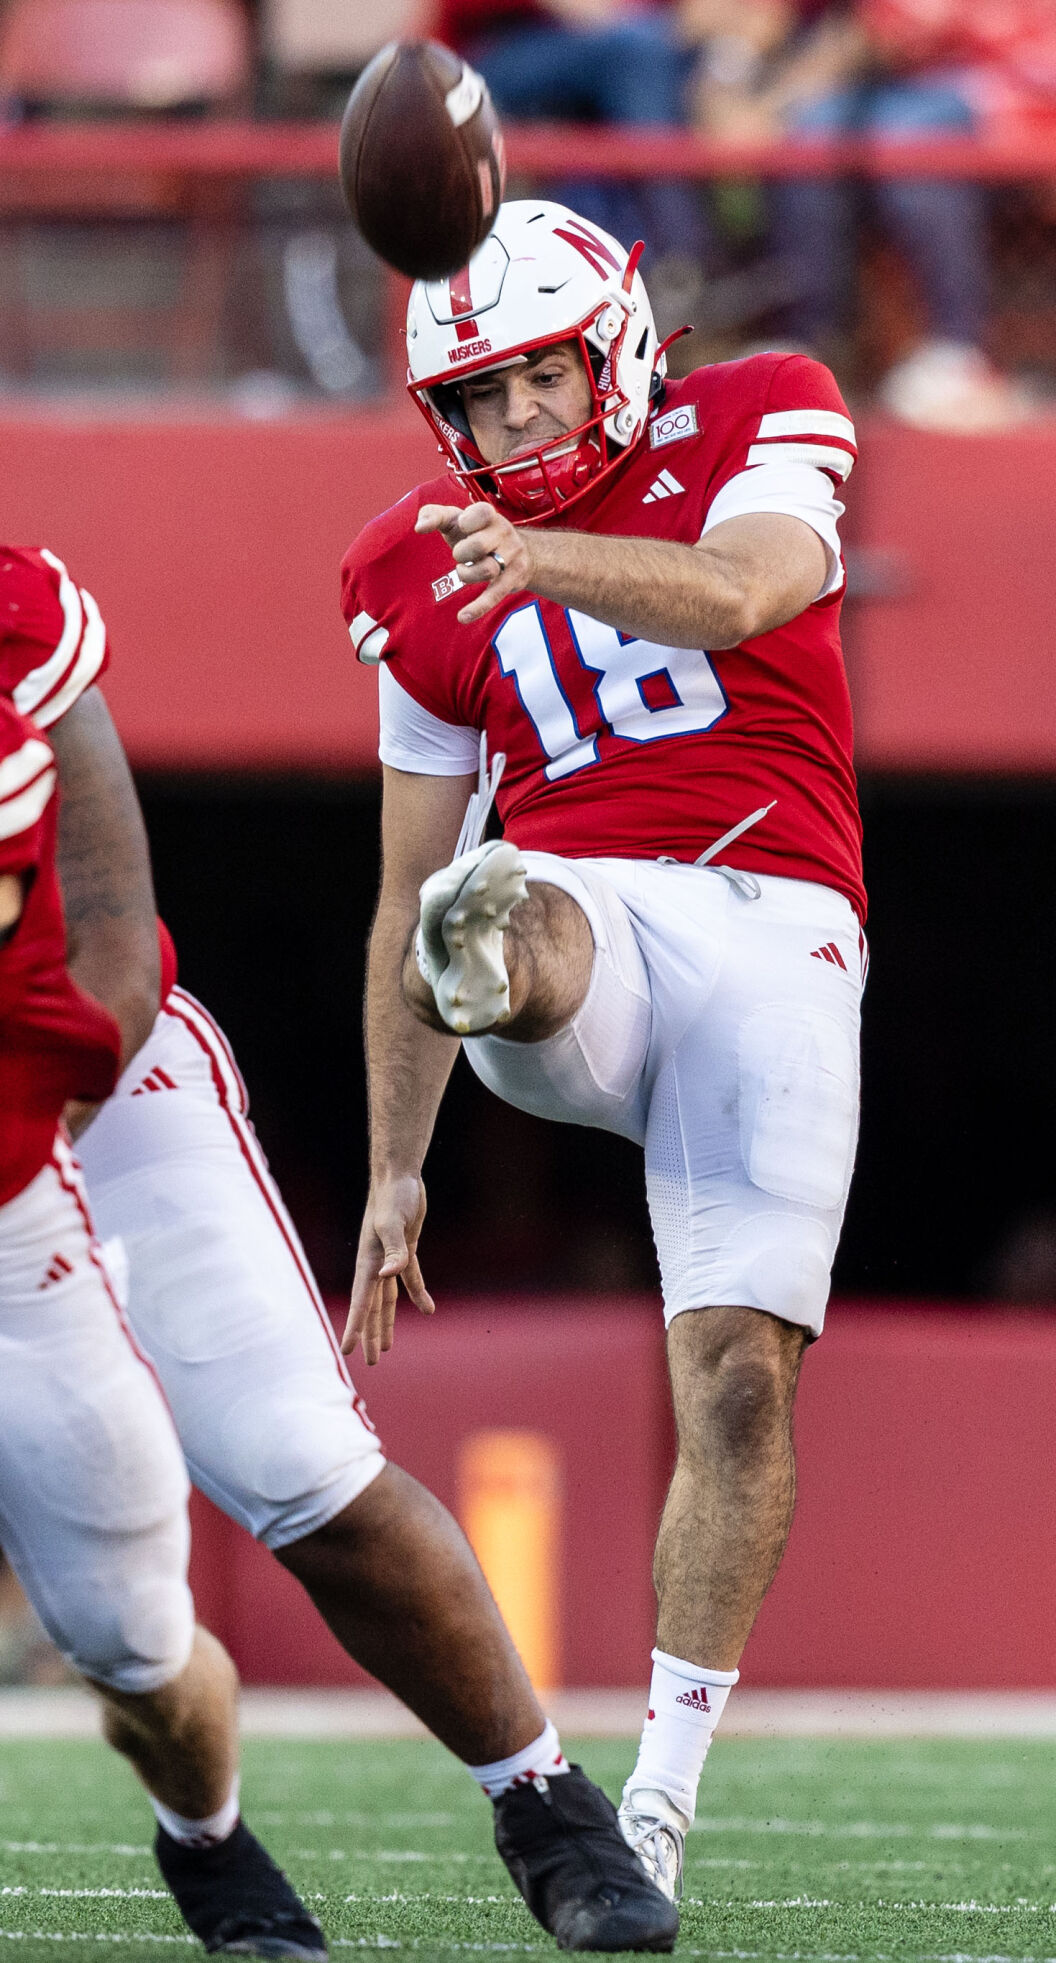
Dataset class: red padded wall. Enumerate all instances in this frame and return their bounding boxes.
[4,409,1056,772]
[188,1300,1056,1689]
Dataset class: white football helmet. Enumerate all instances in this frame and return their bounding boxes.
[406,199,668,523]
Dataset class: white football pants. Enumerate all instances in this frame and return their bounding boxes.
[0,1133,194,1692]
[78,988,385,1549]
[465,859,865,1338]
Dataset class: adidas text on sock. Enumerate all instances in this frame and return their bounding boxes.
[623,1649,738,1824]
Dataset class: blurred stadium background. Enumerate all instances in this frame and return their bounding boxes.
[2,0,1055,1700]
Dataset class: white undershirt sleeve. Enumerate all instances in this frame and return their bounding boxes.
[701,461,847,599]
[378,663,481,775]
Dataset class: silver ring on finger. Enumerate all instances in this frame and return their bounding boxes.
[491,550,506,574]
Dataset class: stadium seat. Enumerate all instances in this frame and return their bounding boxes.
[0,0,254,385]
[0,0,251,110]
[261,0,424,82]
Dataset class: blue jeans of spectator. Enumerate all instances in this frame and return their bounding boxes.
[771,78,988,350]
[467,18,708,263]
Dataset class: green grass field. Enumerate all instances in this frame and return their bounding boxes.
[1,1735,1054,1961]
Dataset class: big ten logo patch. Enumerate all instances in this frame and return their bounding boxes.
[649,404,699,450]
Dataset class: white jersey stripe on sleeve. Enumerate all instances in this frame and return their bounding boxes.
[0,756,56,839]
[12,549,84,722]
[756,408,856,446]
[746,439,854,481]
[33,585,107,727]
[0,734,53,802]
[349,608,390,664]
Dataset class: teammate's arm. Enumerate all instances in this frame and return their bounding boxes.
[49,686,160,1105]
[417,503,829,648]
[347,763,476,1365]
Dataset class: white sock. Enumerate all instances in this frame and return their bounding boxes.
[151,1778,240,1848]
[468,1720,570,1799]
[623,1649,739,1825]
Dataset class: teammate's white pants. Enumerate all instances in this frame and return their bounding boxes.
[465,858,865,1338]
[78,988,385,1550]
[0,1135,194,1692]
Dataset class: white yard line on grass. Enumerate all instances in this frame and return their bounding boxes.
[8,1688,1056,1739]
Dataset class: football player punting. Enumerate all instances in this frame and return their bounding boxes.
[0,692,325,1959]
[344,200,868,1907]
[0,545,672,1955]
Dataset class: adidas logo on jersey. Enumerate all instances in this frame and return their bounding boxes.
[38,1252,73,1290]
[643,469,685,504]
[131,1066,177,1095]
[810,941,848,971]
[675,1686,712,1714]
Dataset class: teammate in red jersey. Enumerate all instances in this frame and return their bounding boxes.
[0,693,328,1960]
[0,544,671,1955]
[343,200,868,1905]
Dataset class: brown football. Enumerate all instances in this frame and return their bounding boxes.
[339,40,506,282]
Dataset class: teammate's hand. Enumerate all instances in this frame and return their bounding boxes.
[416,503,533,625]
[344,1174,435,1365]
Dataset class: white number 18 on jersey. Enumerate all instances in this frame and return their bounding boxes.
[494,603,728,781]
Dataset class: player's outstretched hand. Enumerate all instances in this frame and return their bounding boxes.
[416,502,532,625]
[344,1174,435,1365]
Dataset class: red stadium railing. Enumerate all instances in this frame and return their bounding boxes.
[1,117,1055,180]
[5,118,1050,388]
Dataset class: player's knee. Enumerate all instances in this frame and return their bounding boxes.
[66,1574,195,1695]
[705,1351,793,1463]
[673,1312,803,1466]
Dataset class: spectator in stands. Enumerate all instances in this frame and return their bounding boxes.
[691,0,1038,426]
[431,0,712,300]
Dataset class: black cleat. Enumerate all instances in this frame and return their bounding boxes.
[493,1765,680,1952]
[154,1820,328,1958]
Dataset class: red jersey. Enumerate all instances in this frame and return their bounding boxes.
[0,545,110,728]
[0,698,121,1206]
[342,353,866,920]
[0,545,179,1004]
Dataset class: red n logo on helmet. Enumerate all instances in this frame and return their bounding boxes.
[447,265,480,342]
[553,219,621,279]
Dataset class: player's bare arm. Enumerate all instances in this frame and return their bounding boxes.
[419,501,828,647]
[50,686,161,1071]
[346,764,475,1365]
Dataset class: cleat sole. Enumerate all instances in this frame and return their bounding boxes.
[418,840,528,1035]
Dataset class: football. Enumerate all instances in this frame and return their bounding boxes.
[339,40,506,282]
